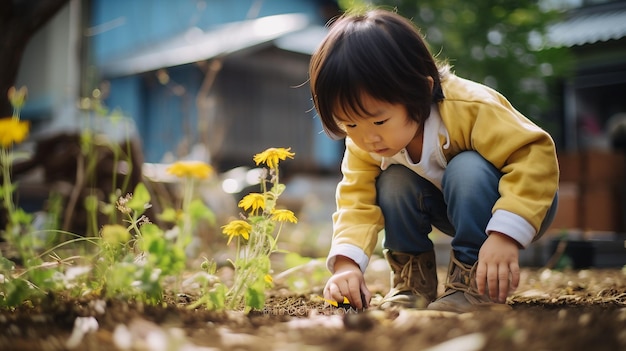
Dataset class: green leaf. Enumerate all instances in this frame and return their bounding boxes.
[270,183,286,197]
[10,208,32,225]
[0,257,16,271]
[157,208,178,223]
[208,284,227,310]
[3,278,35,307]
[126,183,151,214]
[245,284,266,310]
[188,199,215,224]
[104,262,140,298]
[138,224,161,245]
[200,259,217,275]
[84,194,99,213]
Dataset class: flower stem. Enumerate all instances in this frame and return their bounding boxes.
[1,149,14,217]
[179,177,194,249]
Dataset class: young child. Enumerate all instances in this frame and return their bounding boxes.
[309,9,559,312]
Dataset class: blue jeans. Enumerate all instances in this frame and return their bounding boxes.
[376,151,558,265]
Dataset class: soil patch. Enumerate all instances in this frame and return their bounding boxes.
[1,267,625,351]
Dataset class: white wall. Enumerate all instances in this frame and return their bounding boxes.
[16,0,82,134]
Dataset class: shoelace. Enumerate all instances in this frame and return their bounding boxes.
[399,255,428,290]
[380,256,420,303]
[443,264,486,299]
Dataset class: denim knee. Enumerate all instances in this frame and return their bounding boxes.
[376,165,449,253]
[443,152,501,263]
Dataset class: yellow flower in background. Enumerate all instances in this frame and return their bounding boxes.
[270,209,298,223]
[0,117,30,148]
[264,274,273,285]
[221,220,251,245]
[166,161,213,179]
[253,147,295,169]
[238,193,265,213]
[7,86,28,110]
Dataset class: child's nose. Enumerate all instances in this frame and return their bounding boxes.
[364,132,381,143]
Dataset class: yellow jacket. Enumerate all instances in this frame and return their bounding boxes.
[328,73,559,272]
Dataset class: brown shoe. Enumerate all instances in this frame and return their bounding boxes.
[379,250,438,309]
[427,252,511,313]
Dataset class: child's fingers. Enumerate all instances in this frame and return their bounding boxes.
[498,264,510,303]
[476,261,488,295]
[487,266,500,301]
[360,281,371,308]
[345,281,365,309]
[324,282,345,304]
[509,261,520,291]
[324,280,366,309]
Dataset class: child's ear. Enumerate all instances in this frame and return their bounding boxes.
[427,76,434,92]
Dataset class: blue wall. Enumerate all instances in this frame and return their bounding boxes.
[90,0,340,166]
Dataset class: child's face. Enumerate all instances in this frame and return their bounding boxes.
[334,95,420,158]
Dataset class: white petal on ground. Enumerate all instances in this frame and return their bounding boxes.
[66,316,99,349]
[113,324,133,350]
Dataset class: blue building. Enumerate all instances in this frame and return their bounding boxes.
[88,0,343,171]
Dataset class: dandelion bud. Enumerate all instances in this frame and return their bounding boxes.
[7,86,28,109]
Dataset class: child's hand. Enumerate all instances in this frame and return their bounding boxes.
[476,232,521,303]
[323,255,371,309]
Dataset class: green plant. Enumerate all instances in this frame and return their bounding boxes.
[191,147,297,312]
[158,161,216,251]
[1,86,32,257]
[0,87,94,307]
[77,92,138,236]
[1,88,307,312]
[97,162,215,303]
[0,88,219,308]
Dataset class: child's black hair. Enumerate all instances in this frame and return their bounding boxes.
[309,9,447,139]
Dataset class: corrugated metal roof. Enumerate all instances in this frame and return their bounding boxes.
[548,7,626,47]
[274,25,328,55]
[99,13,312,78]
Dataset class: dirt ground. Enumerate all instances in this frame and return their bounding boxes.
[0,262,624,351]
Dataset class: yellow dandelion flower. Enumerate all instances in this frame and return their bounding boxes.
[238,193,265,213]
[0,117,30,148]
[7,86,28,110]
[270,209,298,223]
[221,220,251,245]
[166,161,213,179]
[253,147,295,169]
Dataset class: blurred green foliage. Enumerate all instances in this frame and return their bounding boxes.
[339,0,574,132]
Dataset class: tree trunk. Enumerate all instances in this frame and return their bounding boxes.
[0,0,71,116]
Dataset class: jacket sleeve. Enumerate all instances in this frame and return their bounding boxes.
[327,137,384,272]
[441,95,559,246]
